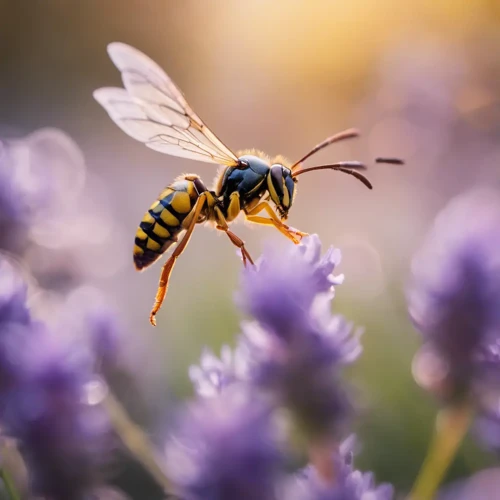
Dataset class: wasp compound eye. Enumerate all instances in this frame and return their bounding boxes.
[269,165,284,199]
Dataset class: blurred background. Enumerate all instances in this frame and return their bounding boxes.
[1,0,500,494]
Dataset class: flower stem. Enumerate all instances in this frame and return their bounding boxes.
[103,392,175,494]
[409,402,473,500]
[0,468,20,500]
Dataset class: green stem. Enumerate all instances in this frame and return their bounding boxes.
[408,402,473,500]
[0,468,20,500]
[103,392,175,494]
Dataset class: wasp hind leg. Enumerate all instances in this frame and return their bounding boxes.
[245,202,308,244]
[149,193,207,327]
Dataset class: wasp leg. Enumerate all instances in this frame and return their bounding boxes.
[245,202,308,244]
[149,193,207,327]
[246,215,301,244]
[214,207,254,267]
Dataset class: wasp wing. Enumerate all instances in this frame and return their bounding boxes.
[94,42,239,166]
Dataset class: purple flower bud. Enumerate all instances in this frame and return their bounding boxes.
[166,389,283,500]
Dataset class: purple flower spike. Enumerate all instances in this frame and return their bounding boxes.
[409,188,500,450]
[0,257,31,327]
[283,437,394,500]
[5,328,111,500]
[166,389,282,500]
[237,234,344,339]
[409,188,500,401]
[236,236,361,438]
[0,257,32,401]
[0,256,112,499]
[86,306,123,373]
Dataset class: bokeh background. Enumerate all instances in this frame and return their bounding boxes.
[2,0,500,494]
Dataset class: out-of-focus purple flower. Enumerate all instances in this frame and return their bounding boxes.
[0,256,113,500]
[0,257,32,400]
[236,235,361,438]
[88,309,121,371]
[5,329,111,500]
[189,345,250,397]
[166,389,282,500]
[0,140,31,252]
[0,257,31,328]
[282,437,394,500]
[0,128,86,253]
[47,286,128,377]
[408,188,500,404]
[0,129,126,289]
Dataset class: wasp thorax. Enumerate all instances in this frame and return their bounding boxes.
[267,164,296,219]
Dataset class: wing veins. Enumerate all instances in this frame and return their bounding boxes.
[123,69,190,117]
[96,43,240,167]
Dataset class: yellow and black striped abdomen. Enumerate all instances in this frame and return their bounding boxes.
[133,176,201,270]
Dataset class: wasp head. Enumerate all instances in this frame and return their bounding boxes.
[267,164,296,220]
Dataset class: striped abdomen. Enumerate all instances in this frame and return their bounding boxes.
[133,176,203,270]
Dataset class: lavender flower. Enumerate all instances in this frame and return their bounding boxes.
[0,129,84,253]
[282,436,393,500]
[166,389,282,500]
[0,256,113,500]
[0,129,125,292]
[237,235,361,438]
[0,257,31,327]
[408,188,500,405]
[237,234,345,338]
[0,140,31,252]
[189,345,250,397]
[0,257,32,400]
[5,331,111,499]
[88,307,122,373]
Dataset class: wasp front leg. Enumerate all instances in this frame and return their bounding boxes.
[245,201,308,244]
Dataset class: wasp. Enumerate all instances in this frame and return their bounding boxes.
[94,43,401,326]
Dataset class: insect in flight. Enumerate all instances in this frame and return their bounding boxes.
[94,43,401,326]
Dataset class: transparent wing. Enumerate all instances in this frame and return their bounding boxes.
[93,42,239,166]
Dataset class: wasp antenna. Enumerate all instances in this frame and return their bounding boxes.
[291,162,372,189]
[290,128,360,172]
[336,167,373,189]
[292,161,367,176]
[375,157,405,165]
[331,160,367,170]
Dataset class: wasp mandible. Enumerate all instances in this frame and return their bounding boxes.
[94,43,399,326]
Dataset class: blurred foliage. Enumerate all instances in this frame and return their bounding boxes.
[1,0,500,494]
